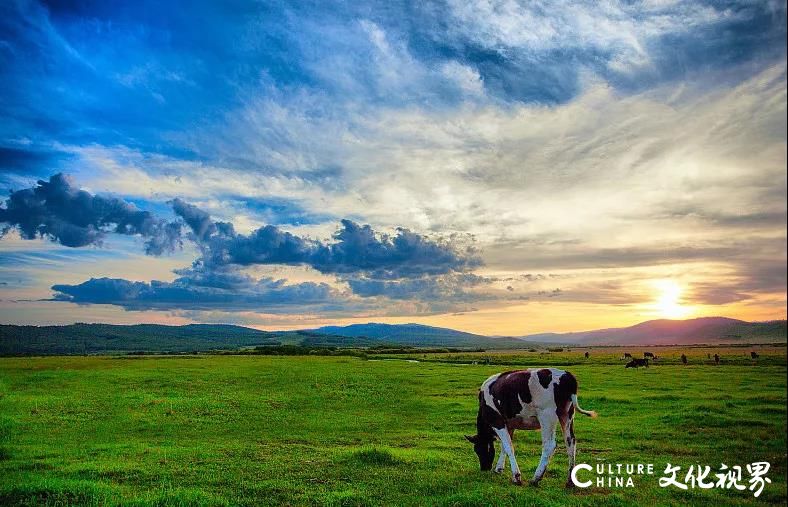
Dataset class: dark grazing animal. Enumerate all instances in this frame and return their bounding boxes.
[466,369,597,487]
[714,354,720,364]
[623,353,632,359]
[750,351,759,359]
[643,352,655,359]
[681,354,688,365]
[625,358,648,368]
[584,351,589,359]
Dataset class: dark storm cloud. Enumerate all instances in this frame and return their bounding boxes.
[2,173,486,311]
[48,223,490,311]
[317,220,481,277]
[50,270,341,312]
[176,202,481,278]
[49,267,499,314]
[0,174,480,277]
[170,198,216,242]
[0,173,182,254]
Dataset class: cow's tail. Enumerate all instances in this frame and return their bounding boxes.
[571,394,598,418]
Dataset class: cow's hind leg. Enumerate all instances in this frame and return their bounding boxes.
[559,414,577,487]
[530,411,558,486]
[493,427,521,484]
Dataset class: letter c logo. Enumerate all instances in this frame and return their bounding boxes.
[571,463,593,488]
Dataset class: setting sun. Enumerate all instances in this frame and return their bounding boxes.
[652,280,693,319]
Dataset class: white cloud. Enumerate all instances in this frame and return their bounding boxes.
[444,0,731,73]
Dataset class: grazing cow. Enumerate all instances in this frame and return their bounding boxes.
[681,354,688,365]
[466,369,597,487]
[584,351,589,359]
[751,351,759,359]
[714,354,720,365]
[643,352,655,359]
[623,352,632,359]
[625,358,649,368]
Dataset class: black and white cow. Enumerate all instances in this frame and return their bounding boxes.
[625,358,648,368]
[465,369,597,487]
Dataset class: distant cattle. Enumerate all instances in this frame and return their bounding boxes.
[714,354,720,365]
[623,353,632,359]
[681,354,688,365]
[625,358,649,368]
[584,352,589,359]
[467,368,597,487]
[751,352,759,359]
[643,352,655,359]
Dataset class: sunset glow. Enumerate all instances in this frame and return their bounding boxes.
[652,280,693,320]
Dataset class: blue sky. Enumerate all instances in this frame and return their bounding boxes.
[0,0,786,334]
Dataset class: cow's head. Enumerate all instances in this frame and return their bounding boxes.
[465,434,495,470]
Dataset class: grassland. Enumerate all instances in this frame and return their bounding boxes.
[1,347,786,506]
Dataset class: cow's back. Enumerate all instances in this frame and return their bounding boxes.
[481,368,572,421]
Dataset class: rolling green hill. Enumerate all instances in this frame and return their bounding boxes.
[0,323,285,355]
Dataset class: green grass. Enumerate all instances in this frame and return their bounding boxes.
[0,352,785,506]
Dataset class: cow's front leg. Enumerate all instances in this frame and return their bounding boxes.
[493,426,521,484]
[494,446,507,474]
[530,412,558,486]
[494,427,513,473]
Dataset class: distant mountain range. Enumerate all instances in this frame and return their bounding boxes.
[311,323,526,348]
[518,317,787,345]
[1,317,785,355]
